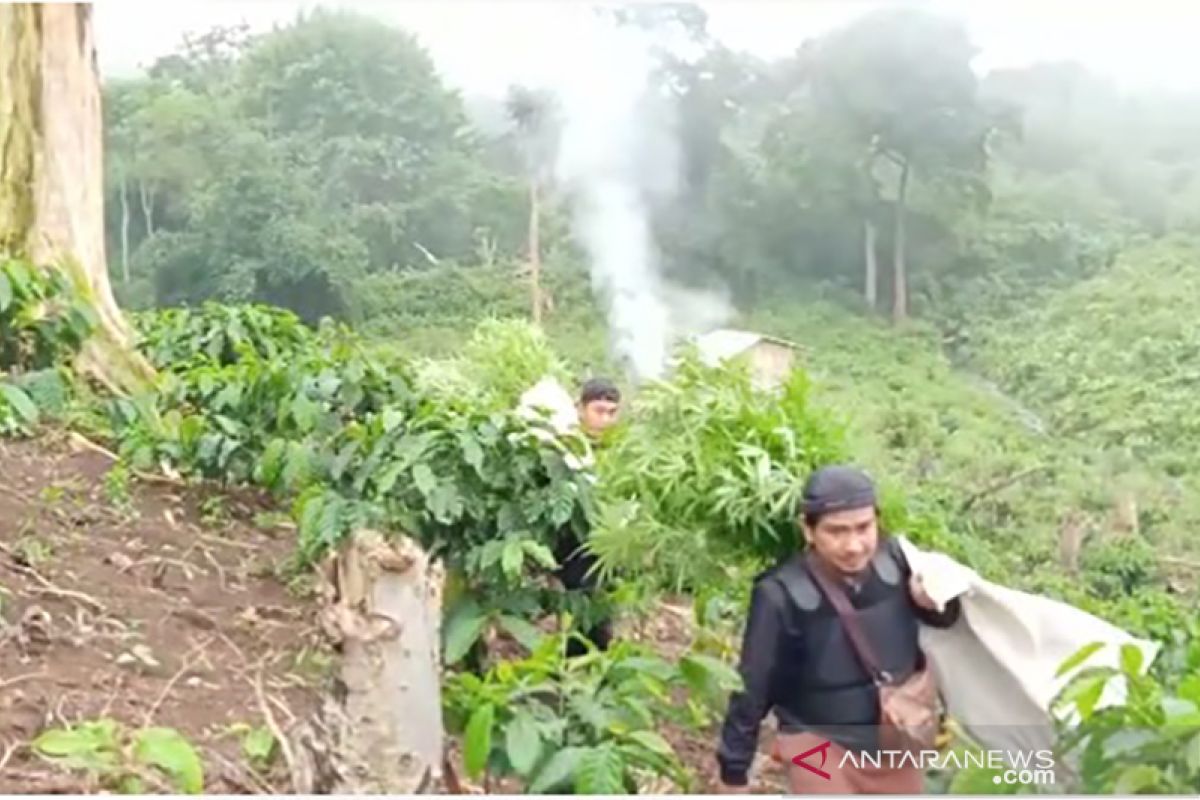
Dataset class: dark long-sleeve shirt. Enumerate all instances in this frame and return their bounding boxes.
[715,549,962,786]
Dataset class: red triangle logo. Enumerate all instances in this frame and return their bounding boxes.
[790,740,833,780]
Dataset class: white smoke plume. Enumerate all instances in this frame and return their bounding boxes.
[547,7,719,384]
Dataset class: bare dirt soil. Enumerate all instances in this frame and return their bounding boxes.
[0,435,328,793]
[0,434,783,795]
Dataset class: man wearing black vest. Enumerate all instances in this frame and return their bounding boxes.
[552,377,622,657]
[715,465,962,793]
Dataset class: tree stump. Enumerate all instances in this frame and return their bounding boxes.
[293,530,444,794]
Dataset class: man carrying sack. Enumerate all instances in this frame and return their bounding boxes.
[715,465,963,794]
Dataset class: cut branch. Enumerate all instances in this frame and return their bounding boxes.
[959,465,1050,513]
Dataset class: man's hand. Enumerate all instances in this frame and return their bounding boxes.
[909,572,938,611]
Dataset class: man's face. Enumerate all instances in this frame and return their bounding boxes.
[804,505,879,576]
[579,398,620,437]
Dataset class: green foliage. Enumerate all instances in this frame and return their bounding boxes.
[103,10,529,319]
[589,349,848,590]
[133,302,318,368]
[973,241,1200,469]
[968,239,1200,558]
[137,129,368,322]
[304,394,593,577]
[0,256,95,436]
[0,382,39,436]
[354,260,609,372]
[33,719,204,794]
[808,9,990,172]
[0,257,96,372]
[222,723,277,772]
[354,264,533,347]
[914,165,1128,333]
[460,319,571,407]
[1079,537,1161,600]
[411,318,573,413]
[112,304,600,651]
[443,632,741,793]
[114,323,411,485]
[1052,637,1200,794]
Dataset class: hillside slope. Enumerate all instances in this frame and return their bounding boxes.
[969,239,1200,558]
[0,436,325,793]
[734,300,1188,625]
[746,304,1074,575]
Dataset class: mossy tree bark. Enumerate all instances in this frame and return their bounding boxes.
[0,3,153,393]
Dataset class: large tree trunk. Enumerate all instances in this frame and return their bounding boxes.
[891,159,910,324]
[295,530,445,794]
[0,3,153,393]
[528,177,543,325]
[863,217,877,310]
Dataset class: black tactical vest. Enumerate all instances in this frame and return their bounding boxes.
[764,539,922,750]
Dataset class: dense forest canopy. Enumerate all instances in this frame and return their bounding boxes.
[101,5,1200,337]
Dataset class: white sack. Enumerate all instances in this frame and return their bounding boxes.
[895,536,1159,756]
[515,376,594,473]
[517,376,580,435]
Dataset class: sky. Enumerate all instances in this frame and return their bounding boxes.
[93,0,1200,95]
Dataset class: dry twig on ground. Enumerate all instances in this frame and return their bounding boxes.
[253,667,299,793]
[142,637,214,726]
[0,739,21,775]
[0,671,45,690]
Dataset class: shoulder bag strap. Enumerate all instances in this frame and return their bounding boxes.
[804,553,893,686]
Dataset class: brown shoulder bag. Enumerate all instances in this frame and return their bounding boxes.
[806,555,940,755]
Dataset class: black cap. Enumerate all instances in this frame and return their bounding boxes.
[801,465,877,516]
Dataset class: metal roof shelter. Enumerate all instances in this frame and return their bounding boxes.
[689,328,802,389]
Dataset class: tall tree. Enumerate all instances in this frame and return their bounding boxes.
[505,85,560,323]
[0,3,152,392]
[807,9,993,323]
[235,9,522,269]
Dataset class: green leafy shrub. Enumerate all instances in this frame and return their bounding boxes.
[113,324,414,484]
[114,304,599,655]
[297,399,592,559]
[460,318,571,409]
[1079,536,1162,599]
[133,302,320,368]
[1052,640,1200,794]
[589,349,849,591]
[0,381,40,436]
[0,256,95,436]
[1,257,97,372]
[443,631,741,793]
[411,318,571,413]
